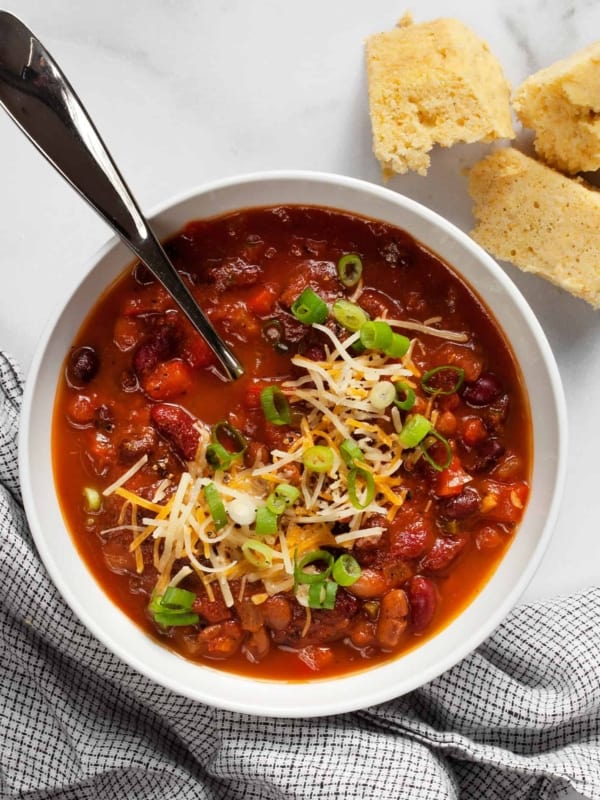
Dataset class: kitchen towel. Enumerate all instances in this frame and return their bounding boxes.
[1,350,598,800]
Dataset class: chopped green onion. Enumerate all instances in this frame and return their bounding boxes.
[332,299,369,332]
[260,385,292,426]
[420,430,453,472]
[83,487,101,512]
[308,579,338,609]
[206,443,234,471]
[242,539,275,568]
[337,253,363,288]
[359,320,393,351]
[255,505,278,536]
[274,483,300,507]
[351,339,367,355]
[339,438,362,466]
[153,611,199,627]
[398,413,432,449]
[161,586,195,610]
[149,589,199,627]
[393,381,416,411]
[332,554,362,587]
[294,549,335,585]
[204,482,228,530]
[213,421,247,457]
[348,467,375,509]
[384,332,410,359]
[266,483,300,515]
[369,381,396,410]
[302,445,334,473]
[421,365,466,396]
[290,287,329,325]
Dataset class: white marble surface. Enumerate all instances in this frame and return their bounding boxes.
[0,0,597,794]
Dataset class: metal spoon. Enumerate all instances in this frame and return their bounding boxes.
[0,11,243,380]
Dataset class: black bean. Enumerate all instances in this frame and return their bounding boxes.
[461,372,503,407]
[94,404,114,433]
[438,486,480,520]
[472,437,505,473]
[67,346,99,386]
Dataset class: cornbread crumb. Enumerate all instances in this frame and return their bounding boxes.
[513,41,600,174]
[365,16,514,177]
[469,148,600,308]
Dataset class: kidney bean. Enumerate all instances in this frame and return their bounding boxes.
[133,324,180,378]
[474,524,504,550]
[472,437,506,473]
[66,394,96,427]
[407,575,437,633]
[481,394,510,433]
[67,346,99,386]
[150,403,200,461]
[375,589,408,650]
[421,535,467,572]
[438,486,480,520]
[461,372,503,407]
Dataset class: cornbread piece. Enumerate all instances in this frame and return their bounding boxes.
[365,15,515,177]
[513,41,600,174]
[469,148,600,308]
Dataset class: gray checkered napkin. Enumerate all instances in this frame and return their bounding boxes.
[1,351,598,800]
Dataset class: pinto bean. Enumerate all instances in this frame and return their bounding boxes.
[118,426,158,464]
[407,576,437,633]
[347,567,390,599]
[243,626,271,663]
[261,596,292,631]
[67,346,99,386]
[375,589,408,650]
[196,620,244,660]
[348,616,377,648]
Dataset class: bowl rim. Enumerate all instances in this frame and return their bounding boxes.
[18,169,568,716]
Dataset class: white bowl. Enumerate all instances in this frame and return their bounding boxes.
[19,171,567,717]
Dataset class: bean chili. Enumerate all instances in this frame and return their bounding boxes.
[53,205,531,680]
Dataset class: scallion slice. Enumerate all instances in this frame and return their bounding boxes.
[153,611,199,627]
[290,287,329,324]
[359,320,393,351]
[337,253,363,288]
[266,483,300,515]
[204,482,228,530]
[302,445,334,473]
[242,539,275,568]
[212,421,247,457]
[332,299,369,332]
[393,381,416,411]
[384,332,410,359]
[369,380,396,410]
[398,413,432,448]
[339,438,362,466]
[161,586,195,610]
[260,385,292,426]
[421,365,465,396]
[205,442,234,471]
[348,467,375,509]
[308,579,338,610]
[255,506,278,536]
[332,554,362,587]
[294,549,335,585]
[420,430,453,472]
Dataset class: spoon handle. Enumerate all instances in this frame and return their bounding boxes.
[0,11,243,380]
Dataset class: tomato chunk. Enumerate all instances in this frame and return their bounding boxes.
[142,359,193,401]
[480,480,529,523]
[435,454,472,497]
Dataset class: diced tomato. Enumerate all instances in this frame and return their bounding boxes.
[435,454,472,497]
[297,645,335,672]
[244,381,272,410]
[480,479,529,524]
[113,316,145,352]
[245,283,280,315]
[142,359,193,401]
[181,331,216,369]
